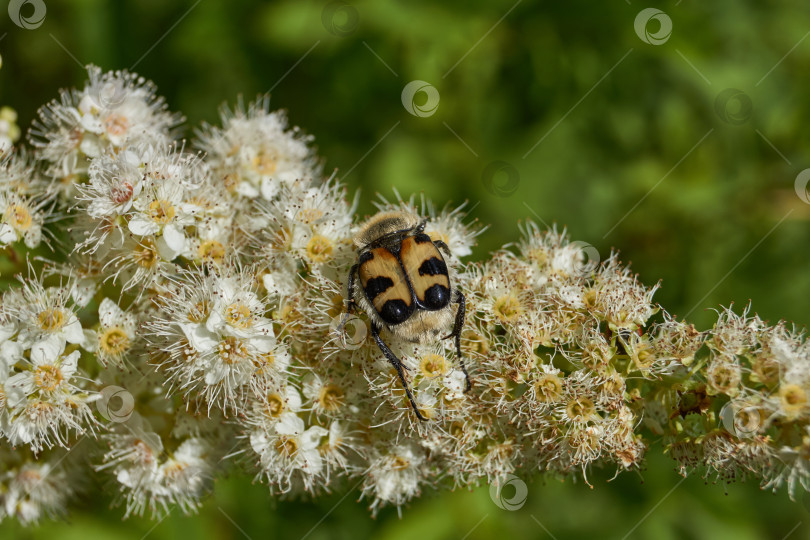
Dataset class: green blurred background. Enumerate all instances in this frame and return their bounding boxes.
[2,0,810,538]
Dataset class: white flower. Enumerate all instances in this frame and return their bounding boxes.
[82,298,138,367]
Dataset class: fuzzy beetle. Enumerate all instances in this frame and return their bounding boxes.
[345,211,470,421]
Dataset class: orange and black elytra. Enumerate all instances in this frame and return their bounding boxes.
[346,211,470,421]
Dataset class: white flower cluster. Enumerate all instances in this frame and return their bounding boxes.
[0,66,807,524]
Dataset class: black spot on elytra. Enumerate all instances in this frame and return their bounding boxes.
[380,299,412,324]
[413,233,432,243]
[418,257,447,276]
[364,276,393,299]
[423,284,450,309]
[359,251,373,264]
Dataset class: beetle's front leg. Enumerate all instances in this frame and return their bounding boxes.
[371,323,427,422]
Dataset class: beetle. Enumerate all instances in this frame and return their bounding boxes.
[345,211,470,421]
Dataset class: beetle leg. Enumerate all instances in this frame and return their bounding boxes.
[432,239,452,258]
[416,219,428,233]
[346,263,359,315]
[442,291,471,393]
[338,264,359,333]
[371,323,426,422]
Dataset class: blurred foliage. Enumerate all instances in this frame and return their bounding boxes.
[1,0,809,538]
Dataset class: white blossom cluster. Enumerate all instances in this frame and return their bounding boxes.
[0,66,808,525]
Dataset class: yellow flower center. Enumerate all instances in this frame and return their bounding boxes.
[274,436,298,457]
[134,240,159,268]
[566,396,596,422]
[327,294,345,318]
[265,393,285,418]
[493,293,522,322]
[534,373,563,403]
[148,199,176,224]
[250,151,278,176]
[187,300,211,323]
[297,208,324,224]
[197,240,225,263]
[218,336,248,365]
[225,302,253,329]
[527,247,548,266]
[391,456,410,471]
[34,365,63,392]
[317,384,344,412]
[100,326,130,355]
[305,234,334,263]
[780,384,807,415]
[37,308,66,331]
[5,203,32,231]
[419,354,448,378]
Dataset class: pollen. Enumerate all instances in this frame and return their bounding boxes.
[198,240,226,263]
[148,199,176,224]
[317,384,345,412]
[37,308,66,331]
[305,234,334,263]
[34,365,64,392]
[218,336,248,365]
[5,202,32,231]
[419,354,448,378]
[493,293,523,322]
[297,208,324,224]
[100,326,130,355]
[224,302,253,329]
